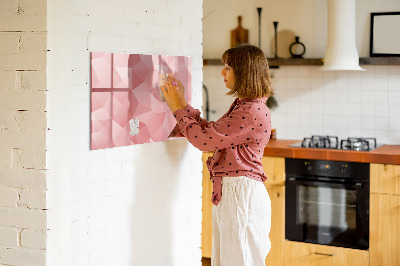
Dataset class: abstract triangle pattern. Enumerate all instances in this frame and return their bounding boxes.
[90,52,192,150]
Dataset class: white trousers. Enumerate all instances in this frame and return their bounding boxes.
[212,176,271,266]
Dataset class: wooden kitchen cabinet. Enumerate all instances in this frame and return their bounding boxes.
[262,156,285,266]
[370,163,400,266]
[284,241,369,266]
[201,154,286,266]
[370,163,400,195]
[264,184,285,266]
[261,156,285,186]
[202,152,213,258]
[370,193,400,266]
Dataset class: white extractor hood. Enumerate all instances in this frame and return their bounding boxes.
[320,0,365,71]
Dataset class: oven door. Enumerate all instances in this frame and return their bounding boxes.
[285,177,369,250]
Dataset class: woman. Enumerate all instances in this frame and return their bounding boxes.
[161,44,273,266]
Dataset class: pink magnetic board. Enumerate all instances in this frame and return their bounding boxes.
[90,52,192,150]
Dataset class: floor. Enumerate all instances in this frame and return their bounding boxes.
[202,257,211,266]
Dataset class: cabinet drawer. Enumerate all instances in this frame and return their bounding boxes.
[284,241,369,266]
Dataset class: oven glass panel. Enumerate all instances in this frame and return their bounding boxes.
[297,186,357,230]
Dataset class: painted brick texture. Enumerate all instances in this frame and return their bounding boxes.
[0,0,48,265]
[2,0,203,265]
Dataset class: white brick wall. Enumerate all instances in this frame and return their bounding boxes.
[2,0,204,265]
[47,1,203,266]
[21,229,47,250]
[0,227,19,247]
[0,0,48,265]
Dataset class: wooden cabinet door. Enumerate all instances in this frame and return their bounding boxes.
[284,241,369,266]
[264,184,284,266]
[262,156,285,265]
[201,152,213,258]
[370,163,400,195]
[262,156,285,186]
[370,193,400,266]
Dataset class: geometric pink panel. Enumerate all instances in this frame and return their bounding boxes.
[90,52,192,150]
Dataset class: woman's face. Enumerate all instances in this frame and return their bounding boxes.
[221,64,235,89]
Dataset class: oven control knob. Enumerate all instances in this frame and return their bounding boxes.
[304,162,312,171]
[340,164,347,174]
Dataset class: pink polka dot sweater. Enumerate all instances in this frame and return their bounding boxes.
[169,97,271,206]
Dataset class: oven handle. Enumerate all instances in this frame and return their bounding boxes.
[286,177,364,189]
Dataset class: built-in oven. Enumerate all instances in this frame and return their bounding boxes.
[285,158,370,250]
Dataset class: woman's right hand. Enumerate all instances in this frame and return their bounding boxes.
[168,75,187,108]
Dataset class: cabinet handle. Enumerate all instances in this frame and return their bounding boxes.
[314,252,335,257]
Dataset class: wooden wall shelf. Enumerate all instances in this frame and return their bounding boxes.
[268,58,323,67]
[359,57,400,65]
[203,57,400,67]
[203,58,323,67]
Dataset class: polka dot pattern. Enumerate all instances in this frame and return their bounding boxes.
[170,97,272,206]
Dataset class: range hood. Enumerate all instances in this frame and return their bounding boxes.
[320,0,365,71]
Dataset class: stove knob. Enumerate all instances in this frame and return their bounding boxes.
[340,164,347,174]
[305,162,312,171]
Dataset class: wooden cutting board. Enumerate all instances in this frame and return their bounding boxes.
[231,16,249,48]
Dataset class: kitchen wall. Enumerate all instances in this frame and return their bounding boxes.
[203,0,400,144]
[2,0,203,266]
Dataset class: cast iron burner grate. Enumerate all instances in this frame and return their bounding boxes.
[301,135,339,149]
[340,137,377,151]
[298,136,378,151]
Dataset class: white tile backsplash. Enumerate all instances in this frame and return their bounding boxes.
[336,90,349,103]
[362,90,375,103]
[286,77,299,89]
[389,104,400,117]
[374,90,388,104]
[336,103,349,116]
[375,117,389,129]
[361,104,374,117]
[204,65,400,144]
[389,117,400,131]
[348,71,362,90]
[298,67,311,78]
[375,130,389,144]
[374,65,388,77]
[375,104,389,117]
[388,91,400,104]
[298,77,311,89]
[388,76,400,91]
[285,66,298,77]
[336,115,348,129]
[389,131,400,143]
[388,66,400,76]
[374,77,388,91]
[362,116,375,130]
[323,103,336,116]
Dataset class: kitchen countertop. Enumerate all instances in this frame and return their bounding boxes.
[263,139,400,165]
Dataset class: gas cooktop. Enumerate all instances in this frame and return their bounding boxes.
[289,135,383,151]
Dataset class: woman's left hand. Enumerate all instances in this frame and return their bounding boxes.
[160,76,184,113]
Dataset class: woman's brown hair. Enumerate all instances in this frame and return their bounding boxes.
[221,44,273,99]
